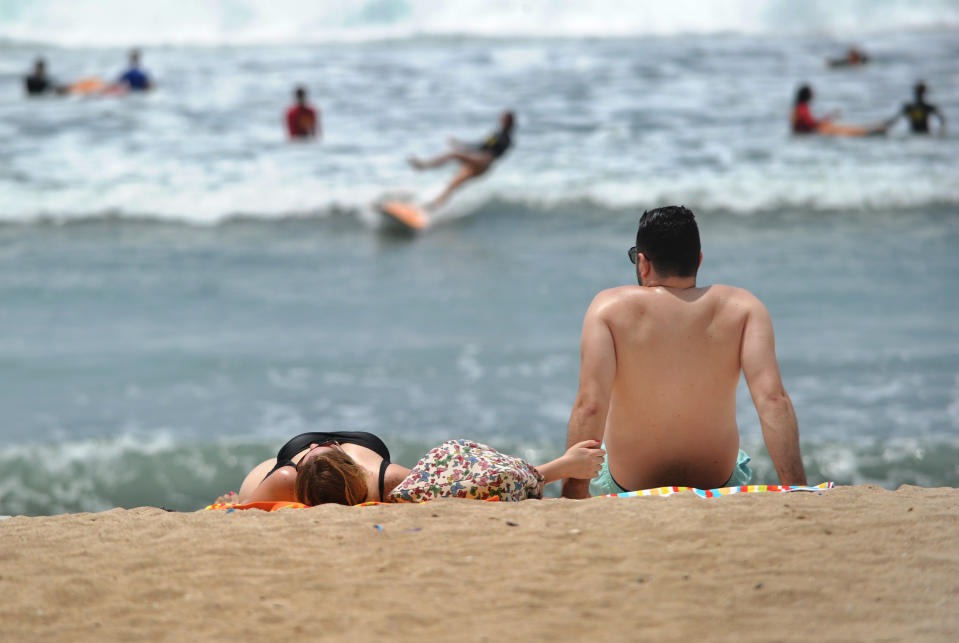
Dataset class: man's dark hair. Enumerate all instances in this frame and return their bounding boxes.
[796,84,812,105]
[635,205,701,278]
[914,81,927,100]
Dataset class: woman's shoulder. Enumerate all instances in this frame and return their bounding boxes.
[248,465,298,503]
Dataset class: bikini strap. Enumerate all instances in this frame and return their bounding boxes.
[377,459,389,501]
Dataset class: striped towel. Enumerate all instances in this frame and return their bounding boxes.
[596,482,834,499]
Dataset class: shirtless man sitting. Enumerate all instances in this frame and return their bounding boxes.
[562,205,807,498]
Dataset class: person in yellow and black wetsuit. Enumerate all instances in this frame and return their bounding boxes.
[408,110,514,210]
[889,81,946,135]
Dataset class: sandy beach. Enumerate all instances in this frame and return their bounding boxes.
[1,484,956,641]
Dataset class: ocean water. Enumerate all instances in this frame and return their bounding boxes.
[1,1,958,515]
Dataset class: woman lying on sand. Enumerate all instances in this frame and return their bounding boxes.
[791,84,889,137]
[218,431,604,505]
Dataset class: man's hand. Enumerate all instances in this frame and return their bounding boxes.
[562,478,591,499]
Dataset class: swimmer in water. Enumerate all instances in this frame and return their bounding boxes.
[286,85,320,139]
[24,58,66,96]
[408,110,514,210]
[827,47,869,68]
[886,81,946,135]
[791,84,888,137]
[115,49,152,92]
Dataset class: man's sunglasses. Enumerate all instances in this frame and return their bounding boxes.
[627,246,639,264]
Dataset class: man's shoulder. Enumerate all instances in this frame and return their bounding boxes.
[706,284,766,309]
[589,284,764,308]
[595,283,759,300]
[588,285,668,316]
[707,283,757,298]
[590,285,644,306]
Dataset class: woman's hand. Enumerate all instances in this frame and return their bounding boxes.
[560,440,605,480]
[213,490,240,505]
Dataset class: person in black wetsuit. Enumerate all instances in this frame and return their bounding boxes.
[408,110,514,210]
[221,428,605,506]
[888,81,946,135]
[24,58,66,96]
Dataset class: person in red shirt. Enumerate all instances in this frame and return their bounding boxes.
[791,84,888,137]
[286,86,319,139]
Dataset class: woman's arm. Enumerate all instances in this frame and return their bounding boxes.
[246,466,299,503]
[536,440,605,484]
[379,463,413,500]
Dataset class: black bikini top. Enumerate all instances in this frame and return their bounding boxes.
[264,431,392,500]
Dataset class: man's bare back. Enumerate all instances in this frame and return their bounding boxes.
[590,284,758,490]
[562,206,806,498]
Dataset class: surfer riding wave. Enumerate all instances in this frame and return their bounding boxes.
[408,110,514,210]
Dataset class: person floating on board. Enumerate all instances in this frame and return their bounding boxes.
[791,84,888,137]
[886,81,946,135]
[827,46,869,68]
[561,206,808,499]
[408,110,514,209]
[114,49,152,92]
[24,57,66,96]
[286,85,320,139]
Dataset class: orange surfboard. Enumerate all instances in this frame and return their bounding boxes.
[380,201,429,231]
[68,77,107,95]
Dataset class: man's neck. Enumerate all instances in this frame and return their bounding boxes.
[641,275,697,289]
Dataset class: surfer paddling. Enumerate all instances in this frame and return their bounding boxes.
[408,110,514,209]
[562,206,807,498]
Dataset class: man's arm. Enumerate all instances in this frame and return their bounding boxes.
[933,106,946,135]
[562,294,617,498]
[741,297,807,485]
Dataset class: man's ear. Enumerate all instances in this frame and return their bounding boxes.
[698,252,703,268]
[638,253,652,279]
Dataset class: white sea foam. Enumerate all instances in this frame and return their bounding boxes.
[0,15,959,227]
[2,26,955,224]
[2,0,957,46]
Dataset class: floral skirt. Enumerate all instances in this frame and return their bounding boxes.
[387,439,545,502]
